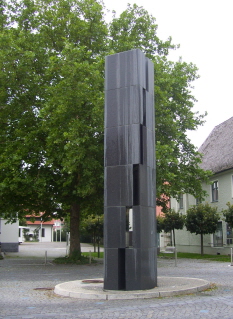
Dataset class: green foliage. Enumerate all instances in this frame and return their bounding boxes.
[156,216,164,233]
[159,251,231,262]
[53,253,96,264]
[0,0,211,253]
[82,251,104,259]
[19,218,27,227]
[81,214,103,251]
[109,3,177,58]
[160,209,185,246]
[162,209,185,233]
[186,203,219,235]
[23,228,30,241]
[186,203,219,254]
[108,4,211,210]
[0,0,107,255]
[81,214,104,233]
[0,0,106,218]
[33,228,39,241]
[154,58,211,209]
[222,202,233,229]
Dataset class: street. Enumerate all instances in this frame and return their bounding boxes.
[1,243,233,318]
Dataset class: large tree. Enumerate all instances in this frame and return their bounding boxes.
[0,0,210,256]
[0,0,107,256]
[108,4,211,209]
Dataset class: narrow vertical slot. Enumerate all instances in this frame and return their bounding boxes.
[133,164,140,206]
[140,124,143,164]
[143,88,146,126]
[126,207,133,248]
[128,208,133,247]
[128,208,133,232]
[145,58,149,92]
[125,208,129,248]
[141,89,146,165]
[118,248,125,290]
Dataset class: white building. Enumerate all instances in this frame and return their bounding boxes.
[26,219,55,242]
[0,218,19,252]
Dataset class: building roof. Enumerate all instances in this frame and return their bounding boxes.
[199,116,233,173]
[25,213,56,226]
[26,220,55,226]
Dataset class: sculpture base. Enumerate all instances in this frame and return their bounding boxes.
[54,276,210,300]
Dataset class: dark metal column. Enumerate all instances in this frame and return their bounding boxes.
[104,49,157,290]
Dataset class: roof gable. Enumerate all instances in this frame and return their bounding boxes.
[199,116,233,173]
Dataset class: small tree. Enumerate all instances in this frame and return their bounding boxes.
[223,202,233,229]
[163,209,185,246]
[33,228,39,241]
[81,215,103,254]
[156,216,164,234]
[23,228,30,242]
[186,203,219,255]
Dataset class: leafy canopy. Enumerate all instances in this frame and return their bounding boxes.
[186,203,219,255]
[159,209,185,246]
[108,3,211,209]
[223,202,233,229]
[0,0,107,222]
[0,0,211,253]
[186,203,219,236]
[162,209,185,234]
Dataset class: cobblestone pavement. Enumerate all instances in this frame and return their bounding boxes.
[1,245,233,318]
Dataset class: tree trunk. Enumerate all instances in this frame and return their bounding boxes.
[93,230,96,253]
[173,229,176,247]
[201,233,204,255]
[69,202,81,258]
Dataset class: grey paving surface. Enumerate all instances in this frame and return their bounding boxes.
[1,242,233,318]
[4,242,104,259]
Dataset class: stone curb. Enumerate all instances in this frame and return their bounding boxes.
[54,276,211,300]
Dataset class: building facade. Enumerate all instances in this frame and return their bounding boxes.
[171,117,233,254]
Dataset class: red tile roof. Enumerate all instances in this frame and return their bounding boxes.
[26,220,55,225]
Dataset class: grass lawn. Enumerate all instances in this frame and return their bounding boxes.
[82,251,104,259]
[81,251,232,263]
[159,251,232,262]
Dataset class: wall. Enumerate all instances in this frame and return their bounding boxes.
[28,225,53,242]
[0,219,19,252]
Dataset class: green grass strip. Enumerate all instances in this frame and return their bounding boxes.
[82,252,104,259]
[159,251,231,262]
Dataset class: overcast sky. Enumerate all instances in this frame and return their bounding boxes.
[103,0,233,149]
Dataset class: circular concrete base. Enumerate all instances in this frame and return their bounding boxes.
[54,276,211,300]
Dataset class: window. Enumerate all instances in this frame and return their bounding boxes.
[42,228,45,237]
[179,194,183,209]
[227,223,233,245]
[213,221,223,247]
[212,181,218,202]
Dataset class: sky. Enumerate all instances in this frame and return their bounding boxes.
[103,0,233,149]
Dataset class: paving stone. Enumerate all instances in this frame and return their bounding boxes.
[1,243,233,318]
